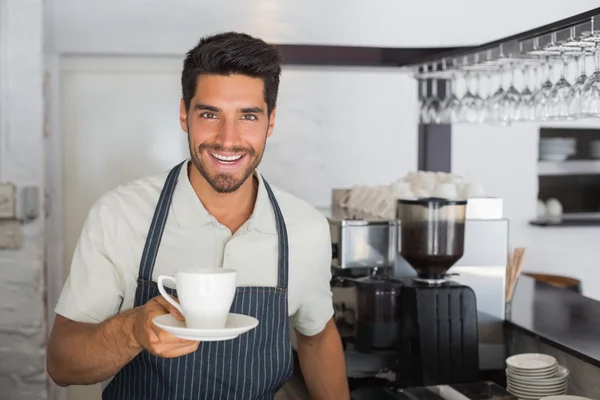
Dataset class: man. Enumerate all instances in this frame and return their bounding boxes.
[47,32,349,399]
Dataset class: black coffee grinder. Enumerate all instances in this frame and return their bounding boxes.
[394,197,479,387]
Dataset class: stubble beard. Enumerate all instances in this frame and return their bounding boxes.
[188,135,267,194]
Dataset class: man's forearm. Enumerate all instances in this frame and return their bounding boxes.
[296,318,349,400]
[47,308,142,386]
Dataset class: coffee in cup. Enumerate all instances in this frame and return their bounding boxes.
[157,268,237,330]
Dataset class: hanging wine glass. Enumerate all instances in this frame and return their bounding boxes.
[441,79,460,123]
[548,46,574,120]
[582,40,600,116]
[499,63,521,122]
[419,64,442,123]
[439,59,460,124]
[419,78,431,123]
[532,54,556,121]
[581,25,600,45]
[426,78,442,123]
[472,72,485,123]
[568,50,589,117]
[518,64,535,121]
[458,71,483,123]
[486,65,506,124]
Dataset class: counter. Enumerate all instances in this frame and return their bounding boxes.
[504,275,600,398]
[279,275,600,399]
[507,275,600,368]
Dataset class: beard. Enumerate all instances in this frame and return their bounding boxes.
[189,137,266,194]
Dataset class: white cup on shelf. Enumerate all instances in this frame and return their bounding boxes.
[462,183,486,199]
[433,183,460,200]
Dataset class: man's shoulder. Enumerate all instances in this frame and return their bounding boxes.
[268,184,328,231]
[91,169,170,218]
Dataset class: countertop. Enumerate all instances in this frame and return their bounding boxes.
[280,276,600,399]
[507,274,600,368]
[350,381,516,400]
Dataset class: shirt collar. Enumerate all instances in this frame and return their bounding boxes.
[171,159,277,234]
[249,171,278,234]
[171,160,212,228]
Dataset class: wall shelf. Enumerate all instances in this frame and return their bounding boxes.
[530,213,600,227]
[538,160,600,176]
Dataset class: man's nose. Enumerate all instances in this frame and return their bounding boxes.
[216,118,240,147]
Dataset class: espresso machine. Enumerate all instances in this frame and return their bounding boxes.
[323,191,509,396]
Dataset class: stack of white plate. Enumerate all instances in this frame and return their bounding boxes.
[589,140,600,159]
[506,353,570,399]
[539,138,576,161]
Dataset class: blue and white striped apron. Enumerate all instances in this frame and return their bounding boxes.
[102,161,294,399]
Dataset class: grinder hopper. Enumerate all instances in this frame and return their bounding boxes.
[396,197,467,282]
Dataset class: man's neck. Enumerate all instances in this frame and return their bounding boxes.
[187,162,258,233]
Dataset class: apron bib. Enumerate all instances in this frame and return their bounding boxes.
[103,161,294,399]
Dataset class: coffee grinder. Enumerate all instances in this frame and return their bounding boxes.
[336,197,480,388]
[393,197,479,387]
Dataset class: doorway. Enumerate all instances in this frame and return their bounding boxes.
[60,55,188,400]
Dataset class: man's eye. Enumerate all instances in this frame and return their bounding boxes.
[201,112,217,119]
[242,114,257,121]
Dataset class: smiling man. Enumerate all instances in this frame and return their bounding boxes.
[46,32,349,399]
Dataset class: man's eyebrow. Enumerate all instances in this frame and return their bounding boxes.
[194,104,221,112]
[239,107,265,114]
[193,105,265,114]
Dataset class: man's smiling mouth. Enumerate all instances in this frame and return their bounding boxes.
[210,152,244,165]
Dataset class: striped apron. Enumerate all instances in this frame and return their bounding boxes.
[103,161,294,399]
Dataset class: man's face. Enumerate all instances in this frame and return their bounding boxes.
[180,74,275,193]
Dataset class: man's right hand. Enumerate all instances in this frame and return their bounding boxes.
[132,296,200,358]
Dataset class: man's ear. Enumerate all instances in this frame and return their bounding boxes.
[179,98,188,133]
[267,106,276,137]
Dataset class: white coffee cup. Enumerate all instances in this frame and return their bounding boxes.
[462,183,486,199]
[157,268,237,330]
[433,183,460,200]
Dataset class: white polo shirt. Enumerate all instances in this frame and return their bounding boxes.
[55,160,334,337]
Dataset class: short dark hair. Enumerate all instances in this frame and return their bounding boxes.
[181,32,283,116]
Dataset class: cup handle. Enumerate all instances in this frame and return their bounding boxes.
[157,275,184,315]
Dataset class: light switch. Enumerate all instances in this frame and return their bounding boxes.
[0,183,16,219]
[0,221,21,249]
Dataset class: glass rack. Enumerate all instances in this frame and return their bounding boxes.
[404,8,600,125]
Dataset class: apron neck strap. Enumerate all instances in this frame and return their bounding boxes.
[137,162,289,290]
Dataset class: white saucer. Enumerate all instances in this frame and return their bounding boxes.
[507,365,569,385]
[153,313,259,341]
[506,353,557,370]
[508,365,557,375]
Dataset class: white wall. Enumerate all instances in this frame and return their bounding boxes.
[453,119,600,300]
[0,1,46,400]
[262,66,418,205]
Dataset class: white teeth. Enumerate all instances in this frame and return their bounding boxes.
[211,153,243,162]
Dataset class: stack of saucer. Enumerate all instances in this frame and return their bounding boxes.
[506,353,569,399]
[539,138,576,162]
